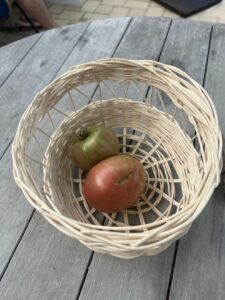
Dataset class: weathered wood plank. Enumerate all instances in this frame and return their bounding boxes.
[0,22,89,157]
[114,16,170,60]
[0,149,33,279]
[170,184,225,300]
[169,23,225,300]
[153,19,212,136]
[0,21,89,279]
[79,19,213,300]
[81,253,174,300]
[203,24,225,148]
[0,18,131,298]
[160,19,212,83]
[150,20,213,216]
[0,213,91,300]
[82,17,174,107]
[0,33,43,86]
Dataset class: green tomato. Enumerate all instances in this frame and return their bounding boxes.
[70,125,119,170]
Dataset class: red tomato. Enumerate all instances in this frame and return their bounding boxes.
[83,155,146,212]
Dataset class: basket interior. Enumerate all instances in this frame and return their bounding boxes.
[26,77,203,232]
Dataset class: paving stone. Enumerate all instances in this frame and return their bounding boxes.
[110,7,130,17]
[81,0,100,13]
[127,8,146,16]
[102,0,126,6]
[199,15,219,23]
[54,19,73,27]
[65,5,82,11]
[59,10,84,21]
[125,0,149,9]
[145,6,164,16]
[96,4,113,14]
[218,17,225,23]
[163,9,180,18]
[188,14,201,21]
[150,1,164,8]
[82,13,107,20]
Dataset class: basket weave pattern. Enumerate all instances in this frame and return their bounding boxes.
[12,59,222,258]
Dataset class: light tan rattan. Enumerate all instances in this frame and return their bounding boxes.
[12,59,222,258]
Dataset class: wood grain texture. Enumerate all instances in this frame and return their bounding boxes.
[55,17,132,111]
[88,17,173,116]
[169,23,225,300]
[152,19,212,136]
[114,16,170,60]
[160,19,212,83]
[0,213,91,300]
[79,19,213,300]
[80,252,174,300]
[170,184,225,300]
[0,33,43,87]
[203,24,225,151]
[0,22,89,157]
[0,21,89,281]
[79,17,176,300]
[57,17,131,74]
[0,148,33,278]
[0,18,131,299]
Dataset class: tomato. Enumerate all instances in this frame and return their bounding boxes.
[83,155,146,212]
[70,125,119,170]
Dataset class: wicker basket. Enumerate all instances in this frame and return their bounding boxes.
[12,59,222,258]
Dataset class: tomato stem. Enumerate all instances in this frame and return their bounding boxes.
[77,128,89,140]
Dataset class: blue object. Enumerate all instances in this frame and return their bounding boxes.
[0,0,10,19]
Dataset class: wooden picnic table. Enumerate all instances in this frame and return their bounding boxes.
[0,17,225,300]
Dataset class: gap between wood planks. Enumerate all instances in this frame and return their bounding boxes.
[0,211,35,281]
[0,34,43,89]
[0,21,92,161]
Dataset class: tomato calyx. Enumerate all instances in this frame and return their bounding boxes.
[76,128,89,141]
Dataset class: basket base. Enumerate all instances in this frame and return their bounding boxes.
[43,99,200,234]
